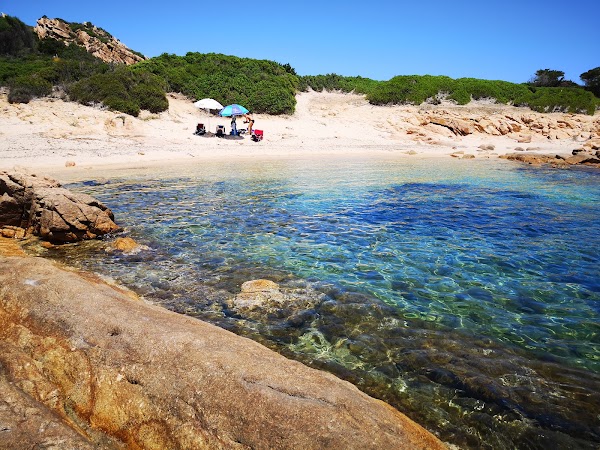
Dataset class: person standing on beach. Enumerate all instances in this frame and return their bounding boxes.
[243,114,254,135]
[231,116,238,135]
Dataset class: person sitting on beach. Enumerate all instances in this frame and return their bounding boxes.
[243,114,254,135]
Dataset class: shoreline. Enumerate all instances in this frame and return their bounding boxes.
[1,90,599,447]
[0,245,447,448]
[2,90,598,175]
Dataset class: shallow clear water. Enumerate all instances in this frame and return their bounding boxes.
[38,157,600,449]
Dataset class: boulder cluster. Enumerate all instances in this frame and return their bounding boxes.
[500,148,600,167]
[417,109,600,143]
[0,171,120,242]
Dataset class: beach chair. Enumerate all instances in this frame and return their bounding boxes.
[216,125,226,137]
[194,123,206,135]
[251,129,263,142]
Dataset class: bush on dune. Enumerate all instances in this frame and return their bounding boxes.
[366,74,598,114]
[7,73,52,103]
[68,67,168,116]
[298,74,379,95]
[517,87,598,115]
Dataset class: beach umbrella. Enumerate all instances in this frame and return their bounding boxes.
[194,98,224,133]
[194,98,223,110]
[219,104,249,117]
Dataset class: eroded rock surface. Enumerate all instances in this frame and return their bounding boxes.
[0,171,120,242]
[34,17,145,65]
[0,256,446,449]
[500,151,600,166]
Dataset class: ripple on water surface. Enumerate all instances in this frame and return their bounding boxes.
[39,157,600,449]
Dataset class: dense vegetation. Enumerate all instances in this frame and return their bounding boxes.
[131,52,299,114]
[1,14,599,116]
[0,15,166,116]
[299,73,599,115]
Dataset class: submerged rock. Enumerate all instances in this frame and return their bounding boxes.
[0,171,121,243]
[230,278,326,323]
[105,236,149,254]
[233,278,286,308]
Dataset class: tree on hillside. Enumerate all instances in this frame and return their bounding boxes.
[529,69,565,87]
[580,67,600,98]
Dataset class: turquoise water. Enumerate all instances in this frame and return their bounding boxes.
[39,157,600,448]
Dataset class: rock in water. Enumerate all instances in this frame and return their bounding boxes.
[0,171,121,243]
[0,256,446,449]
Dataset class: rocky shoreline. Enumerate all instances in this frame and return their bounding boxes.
[0,172,446,448]
[0,254,446,449]
[0,171,120,242]
[500,149,600,167]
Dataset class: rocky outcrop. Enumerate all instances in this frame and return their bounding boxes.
[0,171,121,242]
[418,108,600,142]
[500,151,600,167]
[0,255,446,449]
[34,17,145,65]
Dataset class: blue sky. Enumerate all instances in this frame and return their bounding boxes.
[2,0,598,83]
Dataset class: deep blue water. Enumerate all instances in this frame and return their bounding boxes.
[40,157,600,449]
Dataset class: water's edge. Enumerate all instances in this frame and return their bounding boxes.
[34,157,600,449]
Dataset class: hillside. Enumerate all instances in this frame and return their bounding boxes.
[0,14,599,118]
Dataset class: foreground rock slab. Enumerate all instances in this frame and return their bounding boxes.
[0,256,445,449]
[0,171,120,242]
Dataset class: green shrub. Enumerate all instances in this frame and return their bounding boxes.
[7,74,52,103]
[132,52,299,114]
[103,96,140,116]
[365,74,597,114]
[68,67,168,116]
[132,73,169,113]
[298,74,380,96]
[519,87,597,115]
[368,75,456,105]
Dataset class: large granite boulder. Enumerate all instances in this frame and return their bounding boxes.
[0,171,121,242]
[0,256,446,449]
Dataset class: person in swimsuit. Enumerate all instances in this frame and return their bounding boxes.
[243,114,254,135]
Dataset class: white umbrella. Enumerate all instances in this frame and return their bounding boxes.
[193,98,224,133]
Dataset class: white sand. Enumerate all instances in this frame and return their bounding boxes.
[1,90,598,176]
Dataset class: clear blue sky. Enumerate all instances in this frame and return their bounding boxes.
[2,0,598,83]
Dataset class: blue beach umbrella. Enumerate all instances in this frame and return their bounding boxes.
[219,103,249,117]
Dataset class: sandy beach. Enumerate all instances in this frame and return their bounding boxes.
[2,90,598,174]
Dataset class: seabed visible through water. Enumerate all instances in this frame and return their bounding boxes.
[36,156,600,449]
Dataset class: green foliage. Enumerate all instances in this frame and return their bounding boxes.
[580,66,600,98]
[132,52,299,114]
[517,87,598,115]
[529,69,565,87]
[298,74,379,95]
[0,15,36,56]
[0,56,52,84]
[7,73,52,103]
[68,67,168,116]
[364,74,597,114]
